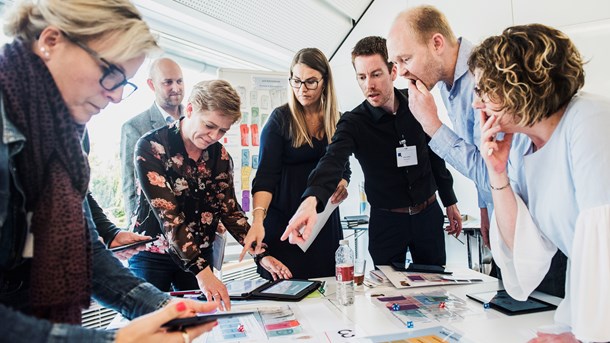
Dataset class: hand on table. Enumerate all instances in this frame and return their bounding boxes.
[196,267,230,311]
[259,256,292,280]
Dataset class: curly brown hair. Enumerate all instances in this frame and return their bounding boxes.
[468,24,585,127]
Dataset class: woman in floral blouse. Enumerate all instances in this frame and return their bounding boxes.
[129,80,288,310]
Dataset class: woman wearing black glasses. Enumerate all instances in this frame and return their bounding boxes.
[244,48,351,279]
[0,0,216,342]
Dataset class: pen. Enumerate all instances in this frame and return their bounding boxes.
[454,235,464,245]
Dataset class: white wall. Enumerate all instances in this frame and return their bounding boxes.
[334,0,610,225]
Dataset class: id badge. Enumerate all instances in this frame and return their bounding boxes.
[396,146,417,167]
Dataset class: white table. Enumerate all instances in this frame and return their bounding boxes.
[327,270,561,343]
[109,268,562,342]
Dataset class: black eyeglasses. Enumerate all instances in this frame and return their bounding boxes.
[473,86,488,103]
[289,77,323,90]
[65,34,137,100]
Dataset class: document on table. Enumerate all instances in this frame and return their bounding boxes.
[377,265,482,289]
[294,199,339,252]
[366,325,474,342]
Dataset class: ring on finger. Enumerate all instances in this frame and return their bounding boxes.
[181,328,190,343]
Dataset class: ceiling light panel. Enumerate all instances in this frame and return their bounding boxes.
[172,0,356,56]
[322,0,372,20]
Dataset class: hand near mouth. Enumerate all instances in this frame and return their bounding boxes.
[480,110,513,174]
[406,80,442,136]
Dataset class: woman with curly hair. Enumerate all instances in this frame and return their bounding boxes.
[470,24,610,342]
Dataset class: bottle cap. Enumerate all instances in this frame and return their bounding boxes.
[339,239,349,245]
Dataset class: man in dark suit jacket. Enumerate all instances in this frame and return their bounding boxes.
[120,58,184,220]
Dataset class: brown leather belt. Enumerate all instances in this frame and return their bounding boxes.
[379,194,436,215]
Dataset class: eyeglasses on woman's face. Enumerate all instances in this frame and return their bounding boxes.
[473,85,489,104]
[289,77,323,90]
[64,34,137,100]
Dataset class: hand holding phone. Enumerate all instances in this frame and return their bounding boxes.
[162,312,253,331]
[115,300,217,342]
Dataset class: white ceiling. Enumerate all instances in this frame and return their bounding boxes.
[133,0,373,72]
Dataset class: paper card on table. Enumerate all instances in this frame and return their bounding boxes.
[377,265,480,289]
[366,325,474,343]
[294,199,339,252]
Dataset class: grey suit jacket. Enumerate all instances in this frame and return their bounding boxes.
[120,103,167,220]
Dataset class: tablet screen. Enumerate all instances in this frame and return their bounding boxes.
[259,280,313,296]
[226,279,269,297]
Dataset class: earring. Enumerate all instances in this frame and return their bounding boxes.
[39,46,50,58]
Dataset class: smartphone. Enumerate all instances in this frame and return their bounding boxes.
[109,237,158,252]
[162,311,254,331]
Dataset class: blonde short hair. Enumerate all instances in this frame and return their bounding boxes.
[189,80,242,123]
[3,0,158,62]
[468,24,585,126]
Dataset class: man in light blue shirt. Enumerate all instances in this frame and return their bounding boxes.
[386,5,567,298]
[387,5,493,245]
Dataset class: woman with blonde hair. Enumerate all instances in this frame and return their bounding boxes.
[471,24,610,342]
[0,0,217,341]
[132,80,290,310]
[245,48,350,279]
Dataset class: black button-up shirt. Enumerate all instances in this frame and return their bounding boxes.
[303,88,457,211]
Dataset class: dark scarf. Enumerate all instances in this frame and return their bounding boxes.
[0,40,91,324]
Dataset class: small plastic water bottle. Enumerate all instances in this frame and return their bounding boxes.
[335,239,355,306]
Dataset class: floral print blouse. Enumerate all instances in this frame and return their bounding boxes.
[132,120,249,275]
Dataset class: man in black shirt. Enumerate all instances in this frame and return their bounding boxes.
[282,36,462,266]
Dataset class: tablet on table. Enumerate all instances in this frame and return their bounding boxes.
[466,290,557,315]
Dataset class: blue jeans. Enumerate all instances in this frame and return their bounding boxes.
[129,251,210,292]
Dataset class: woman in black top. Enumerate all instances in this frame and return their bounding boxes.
[246,48,350,279]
